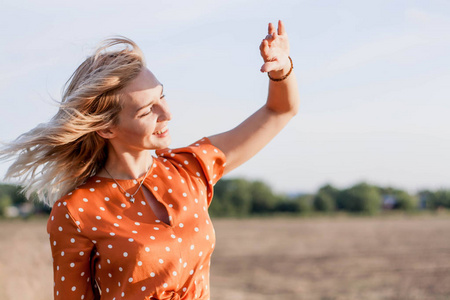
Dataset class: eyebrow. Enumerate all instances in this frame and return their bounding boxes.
[135,84,164,113]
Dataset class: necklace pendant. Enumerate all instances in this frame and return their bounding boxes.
[130,197,135,203]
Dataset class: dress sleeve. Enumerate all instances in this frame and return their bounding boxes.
[47,200,97,300]
[156,137,226,205]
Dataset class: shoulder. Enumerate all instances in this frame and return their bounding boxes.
[49,177,111,230]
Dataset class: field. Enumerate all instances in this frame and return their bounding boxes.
[1,214,449,300]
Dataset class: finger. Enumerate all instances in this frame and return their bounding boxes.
[260,40,271,59]
[268,22,275,35]
[278,20,286,35]
[260,60,280,73]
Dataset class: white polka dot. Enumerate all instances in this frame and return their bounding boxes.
[153,174,157,178]
[153,227,159,230]
[159,259,164,264]
[96,216,101,220]
[189,270,194,275]
[153,186,158,191]
[183,287,187,292]
[182,193,187,197]
[79,251,84,256]
[137,261,143,266]
[169,204,173,208]
[119,267,123,271]
[78,208,84,212]
[92,227,97,231]
[203,150,207,154]
[183,206,187,211]
[171,234,176,239]
[141,286,146,291]
[194,227,199,232]
[71,286,76,291]
[104,197,110,201]
[114,223,119,227]
[196,172,201,177]
[132,230,138,234]
[133,179,138,184]
[53,241,56,246]
[150,236,156,240]
[107,259,110,264]
[128,238,134,242]
[70,238,75,243]
[168,176,172,180]
[179,223,184,228]
[135,222,140,226]
[100,207,105,211]
[110,232,115,236]
[128,277,133,282]
[168,189,173,193]
[165,247,170,252]
[70,262,75,267]
[141,201,146,205]
[137,212,143,216]
[173,271,177,276]
[61,251,65,256]
[145,247,150,252]
[183,262,187,268]
[195,198,199,203]
[163,283,168,288]
[117,215,122,219]
[206,235,210,240]
[121,292,125,297]
[112,183,117,188]
[150,272,155,277]
[123,252,128,257]
[190,245,195,250]
[199,251,203,256]
[121,203,126,208]
[83,198,88,202]
[108,244,113,249]
[194,213,199,218]
[178,238,182,243]
[61,276,65,281]
[155,219,161,223]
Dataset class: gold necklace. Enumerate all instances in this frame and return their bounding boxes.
[104,164,152,203]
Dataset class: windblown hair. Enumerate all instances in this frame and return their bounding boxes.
[0,37,146,206]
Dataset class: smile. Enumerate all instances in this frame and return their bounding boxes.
[153,128,168,135]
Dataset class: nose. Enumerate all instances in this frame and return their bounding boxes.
[157,99,172,122]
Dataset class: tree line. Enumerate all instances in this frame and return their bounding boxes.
[0,179,449,218]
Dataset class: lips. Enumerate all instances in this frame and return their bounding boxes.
[153,127,168,135]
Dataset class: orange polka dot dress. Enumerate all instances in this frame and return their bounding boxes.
[47,138,226,300]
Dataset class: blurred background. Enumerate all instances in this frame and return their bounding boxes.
[1,0,449,299]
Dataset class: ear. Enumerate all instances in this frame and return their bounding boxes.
[96,127,116,140]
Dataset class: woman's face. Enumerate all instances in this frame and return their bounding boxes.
[109,68,172,152]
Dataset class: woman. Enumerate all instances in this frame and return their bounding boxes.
[1,20,299,299]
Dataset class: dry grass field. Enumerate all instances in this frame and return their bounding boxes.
[1,214,449,300]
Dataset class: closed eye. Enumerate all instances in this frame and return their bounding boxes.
[138,94,165,118]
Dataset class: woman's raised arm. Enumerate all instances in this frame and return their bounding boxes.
[208,20,300,175]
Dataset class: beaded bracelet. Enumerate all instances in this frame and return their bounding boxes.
[267,56,293,82]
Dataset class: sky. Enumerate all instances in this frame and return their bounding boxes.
[0,0,449,195]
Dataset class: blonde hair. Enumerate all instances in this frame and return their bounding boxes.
[0,37,146,206]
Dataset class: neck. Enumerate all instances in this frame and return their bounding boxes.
[98,144,153,180]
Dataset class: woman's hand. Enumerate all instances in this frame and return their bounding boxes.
[259,20,290,76]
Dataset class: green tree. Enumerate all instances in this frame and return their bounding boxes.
[313,191,335,212]
[210,179,252,217]
[337,182,382,215]
[427,189,450,209]
[249,180,277,214]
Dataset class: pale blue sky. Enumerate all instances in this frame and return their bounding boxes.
[1,0,449,194]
